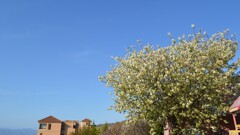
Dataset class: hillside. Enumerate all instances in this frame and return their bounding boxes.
[0,128,37,135]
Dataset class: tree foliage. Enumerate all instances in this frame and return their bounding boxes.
[100,27,240,134]
[99,123,109,133]
[71,126,99,135]
[99,120,152,135]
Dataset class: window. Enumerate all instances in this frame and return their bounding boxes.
[48,124,51,130]
[61,123,65,131]
[39,124,47,129]
[73,125,76,128]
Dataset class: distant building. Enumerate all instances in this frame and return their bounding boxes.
[37,116,92,135]
[80,118,92,128]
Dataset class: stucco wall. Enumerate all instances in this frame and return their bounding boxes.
[37,123,62,135]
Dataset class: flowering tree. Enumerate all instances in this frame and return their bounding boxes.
[100,26,240,134]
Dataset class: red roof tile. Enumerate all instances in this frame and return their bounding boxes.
[38,116,62,123]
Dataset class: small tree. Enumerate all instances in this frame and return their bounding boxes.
[123,120,152,135]
[71,126,99,135]
[100,122,123,135]
[99,123,109,133]
[99,120,152,135]
[100,26,240,134]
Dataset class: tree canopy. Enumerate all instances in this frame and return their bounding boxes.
[100,27,240,135]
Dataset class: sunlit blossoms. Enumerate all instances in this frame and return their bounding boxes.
[100,27,240,135]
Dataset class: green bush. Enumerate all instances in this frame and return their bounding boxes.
[71,126,99,135]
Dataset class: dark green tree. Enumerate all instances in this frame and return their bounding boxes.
[71,126,99,135]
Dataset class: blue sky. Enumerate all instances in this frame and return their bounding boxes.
[0,0,239,129]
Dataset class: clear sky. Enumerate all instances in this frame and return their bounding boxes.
[0,0,239,129]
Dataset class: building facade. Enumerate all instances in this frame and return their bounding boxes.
[37,116,92,135]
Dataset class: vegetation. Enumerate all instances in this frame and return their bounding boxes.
[71,120,151,135]
[70,126,98,135]
[100,26,240,134]
[98,123,108,133]
[99,120,152,135]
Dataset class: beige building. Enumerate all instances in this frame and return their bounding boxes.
[37,116,92,135]
[80,118,92,128]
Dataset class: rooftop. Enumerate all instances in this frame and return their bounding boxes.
[38,116,62,123]
[229,96,240,113]
[82,118,92,122]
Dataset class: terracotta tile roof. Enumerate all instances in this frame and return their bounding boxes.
[82,118,92,122]
[65,120,79,123]
[38,116,62,123]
